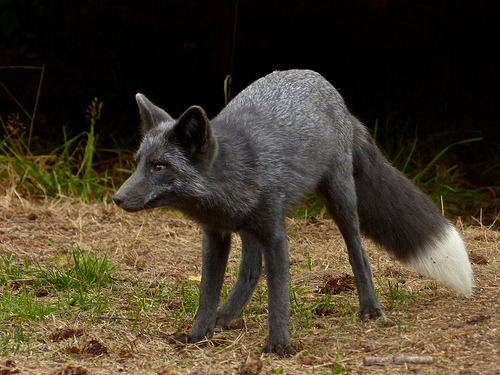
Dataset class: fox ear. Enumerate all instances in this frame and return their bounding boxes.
[136,93,173,134]
[174,105,215,158]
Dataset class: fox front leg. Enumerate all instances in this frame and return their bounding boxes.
[216,231,263,327]
[174,229,231,343]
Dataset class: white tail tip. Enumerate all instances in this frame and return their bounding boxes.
[406,225,473,296]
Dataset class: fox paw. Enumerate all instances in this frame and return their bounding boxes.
[171,333,206,346]
[215,313,232,328]
[262,342,297,357]
[357,307,386,322]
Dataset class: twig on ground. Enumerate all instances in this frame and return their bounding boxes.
[363,355,435,366]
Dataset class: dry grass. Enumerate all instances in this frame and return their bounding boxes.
[0,189,498,374]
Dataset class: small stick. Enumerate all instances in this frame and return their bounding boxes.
[28,63,45,148]
[93,316,138,321]
[393,356,434,364]
[364,355,435,366]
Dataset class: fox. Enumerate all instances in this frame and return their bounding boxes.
[113,69,473,354]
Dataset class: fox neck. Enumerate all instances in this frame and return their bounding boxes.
[176,131,260,231]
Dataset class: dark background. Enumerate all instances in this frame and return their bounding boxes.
[1,0,498,173]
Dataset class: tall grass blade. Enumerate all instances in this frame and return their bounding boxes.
[401,136,418,175]
[28,64,45,148]
[412,137,482,183]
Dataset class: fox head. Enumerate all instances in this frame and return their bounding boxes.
[113,94,218,212]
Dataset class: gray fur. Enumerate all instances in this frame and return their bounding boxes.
[114,69,473,353]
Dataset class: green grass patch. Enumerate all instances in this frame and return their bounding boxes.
[35,247,114,291]
[381,280,417,310]
[0,248,116,316]
[312,292,357,319]
[0,127,109,201]
[0,98,126,201]
[0,286,60,322]
[0,248,116,353]
[290,284,312,328]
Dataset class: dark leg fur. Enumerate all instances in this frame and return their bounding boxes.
[175,229,231,343]
[175,223,293,353]
[317,171,385,321]
[216,232,263,327]
[249,222,292,353]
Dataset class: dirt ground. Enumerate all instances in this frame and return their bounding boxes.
[0,191,498,375]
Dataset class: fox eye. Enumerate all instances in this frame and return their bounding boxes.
[152,163,168,172]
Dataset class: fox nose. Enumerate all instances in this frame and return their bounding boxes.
[112,194,124,206]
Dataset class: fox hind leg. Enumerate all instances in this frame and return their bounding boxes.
[317,171,385,321]
[248,221,292,354]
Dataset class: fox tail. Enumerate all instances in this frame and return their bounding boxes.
[352,120,473,296]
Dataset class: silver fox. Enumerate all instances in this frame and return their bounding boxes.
[113,69,473,354]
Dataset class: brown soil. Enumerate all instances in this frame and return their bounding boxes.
[0,191,498,374]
